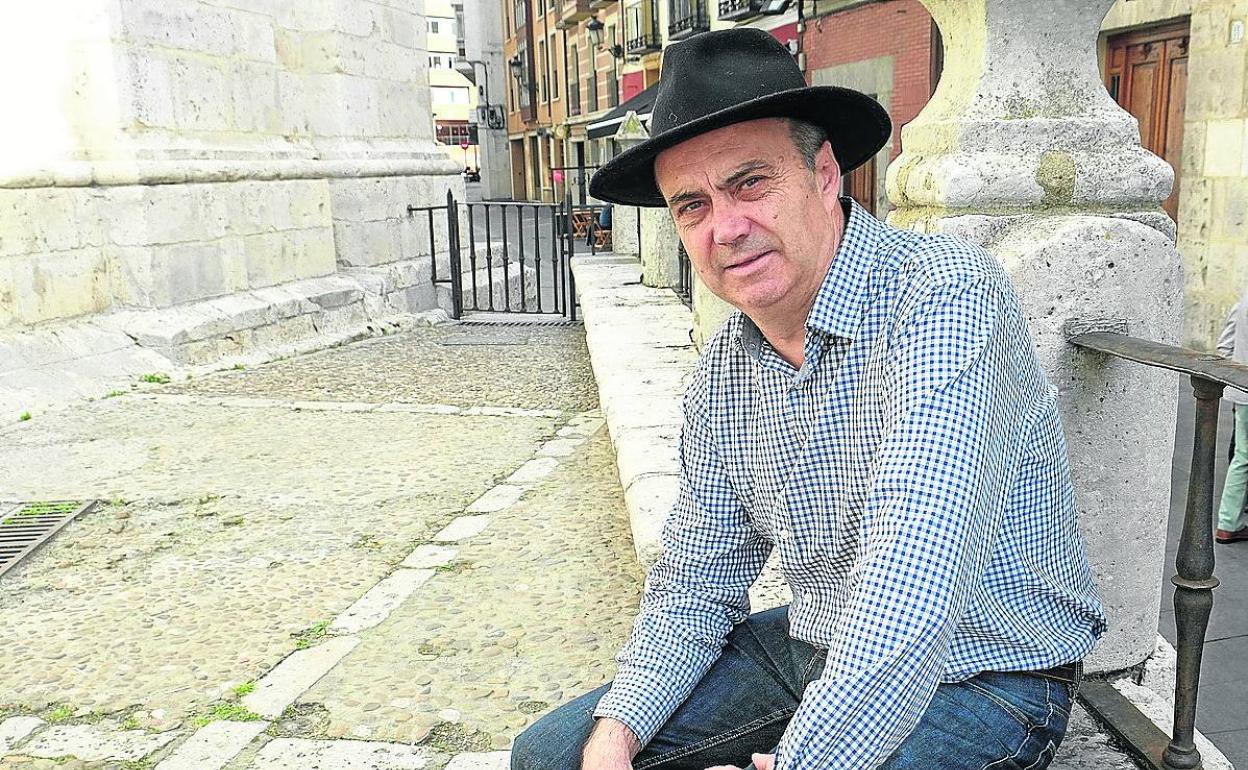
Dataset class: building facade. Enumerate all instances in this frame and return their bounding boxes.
[430,0,480,170]
[792,0,1248,349]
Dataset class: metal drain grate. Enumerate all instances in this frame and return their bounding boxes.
[0,500,96,578]
[456,318,583,328]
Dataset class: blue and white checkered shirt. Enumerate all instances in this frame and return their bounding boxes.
[594,200,1107,769]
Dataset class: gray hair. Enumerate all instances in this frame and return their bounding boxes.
[787,119,828,170]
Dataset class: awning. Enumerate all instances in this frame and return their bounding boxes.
[586,82,661,140]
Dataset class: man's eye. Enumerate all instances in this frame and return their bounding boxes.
[679,201,703,216]
[741,176,765,189]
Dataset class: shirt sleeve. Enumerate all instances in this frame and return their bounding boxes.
[775,275,1036,770]
[593,361,774,746]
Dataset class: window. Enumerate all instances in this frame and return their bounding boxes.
[549,34,558,100]
[432,86,471,105]
[429,55,443,68]
[429,19,441,33]
[436,123,475,145]
[539,40,548,102]
[569,44,581,114]
[587,69,598,111]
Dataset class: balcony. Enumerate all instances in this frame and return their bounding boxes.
[589,0,614,8]
[717,0,756,20]
[625,0,662,56]
[561,0,592,26]
[626,30,662,55]
[668,2,709,40]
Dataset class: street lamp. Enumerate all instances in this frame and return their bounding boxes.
[587,17,624,58]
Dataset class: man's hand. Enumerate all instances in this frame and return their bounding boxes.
[581,717,641,770]
[705,753,776,770]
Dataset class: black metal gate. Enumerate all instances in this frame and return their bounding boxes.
[409,190,610,322]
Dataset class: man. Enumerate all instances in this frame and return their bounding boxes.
[1215,293,1248,544]
[512,29,1105,770]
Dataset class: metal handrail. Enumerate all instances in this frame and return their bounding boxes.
[1067,327,1248,770]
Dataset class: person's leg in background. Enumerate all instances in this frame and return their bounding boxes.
[1218,405,1248,542]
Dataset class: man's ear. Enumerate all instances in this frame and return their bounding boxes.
[815,141,842,208]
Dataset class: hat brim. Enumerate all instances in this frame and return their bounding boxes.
[588,86,892,208]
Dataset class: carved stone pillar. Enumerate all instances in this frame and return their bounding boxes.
[891,0,1183,672]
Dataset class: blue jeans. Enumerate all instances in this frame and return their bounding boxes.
[512,606,1073,770]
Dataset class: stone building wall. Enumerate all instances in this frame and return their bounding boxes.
[0,0,459,335]
[1101,0,1248,347]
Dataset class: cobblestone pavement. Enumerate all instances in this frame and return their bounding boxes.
[0,322,625,770]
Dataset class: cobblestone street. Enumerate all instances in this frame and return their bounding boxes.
[0,322,642,769]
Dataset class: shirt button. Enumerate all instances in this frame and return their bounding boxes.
[777,527,790,540]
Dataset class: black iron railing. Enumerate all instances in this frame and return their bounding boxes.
[668,4,709,39]
[406,190,463,319]
[1068,327,1245,770]
[675,242,692,307]
[717,0,755,20]
[626,31,662,54]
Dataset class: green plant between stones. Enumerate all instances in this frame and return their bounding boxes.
[189,701,263,728]
[18,411,31,422]
[294,620,331,650]
[139,373,171,384]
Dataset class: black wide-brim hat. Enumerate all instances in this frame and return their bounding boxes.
[589,28,892,208]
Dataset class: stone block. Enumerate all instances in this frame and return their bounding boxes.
[1204,119,1244,177]
[242,231,299,288]
[230,63,281,133]
[0,716,44,753]
[245,738,435,769]
[334,219,403,268]
[0,249,112,327]
[1211,178,1248,240]
[121,47,179,129]
[383,6,420,48]
[153,720,268,770]
[121,0,238,59]
[20,724,177,762]
[169,56,236,133]
[242,637,359,719]
[232,10,278,63]
[329,568,434,634]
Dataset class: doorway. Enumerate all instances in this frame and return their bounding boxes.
[1105,20,1190,221]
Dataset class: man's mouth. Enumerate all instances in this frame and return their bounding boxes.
[725,251,773,273]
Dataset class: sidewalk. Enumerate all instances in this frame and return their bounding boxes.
[0,322,640,769]
[572,251,1236,770]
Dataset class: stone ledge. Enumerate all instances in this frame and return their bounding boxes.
[571,251,1237,770]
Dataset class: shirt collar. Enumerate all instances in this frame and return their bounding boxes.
[735,197,881,357]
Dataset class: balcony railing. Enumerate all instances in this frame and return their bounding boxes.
[717,0,755,20]
[626,28,661,55]
[668,6,709,40]
[1066,327,1241,770]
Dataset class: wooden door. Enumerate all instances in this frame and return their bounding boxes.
[1105,21,1190,221]
[845,154,877,216]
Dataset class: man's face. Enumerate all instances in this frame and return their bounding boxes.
[654,118,843,318]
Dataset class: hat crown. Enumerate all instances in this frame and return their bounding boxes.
[652,28,806,136]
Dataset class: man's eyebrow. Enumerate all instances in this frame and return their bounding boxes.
[665,161,775,208]
[666,189,704,208]
[720,161,772,188]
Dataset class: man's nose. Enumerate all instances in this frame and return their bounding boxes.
[711,201,750,247]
